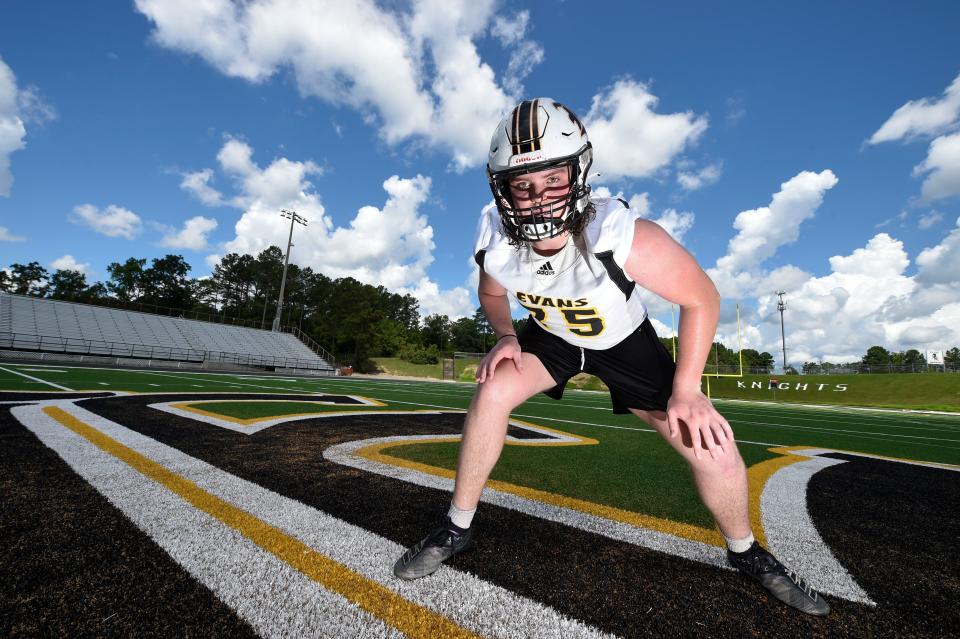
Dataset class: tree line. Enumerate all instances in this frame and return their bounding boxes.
[808,345,960,373]
[4,252,954,373]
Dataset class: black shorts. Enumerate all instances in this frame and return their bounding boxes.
[518,317,676,414]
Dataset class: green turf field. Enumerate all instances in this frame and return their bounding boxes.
[4,361,959,635]
[2,362,957,532]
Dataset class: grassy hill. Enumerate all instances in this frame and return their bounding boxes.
[706,373,959,411]
[370,358,959,411]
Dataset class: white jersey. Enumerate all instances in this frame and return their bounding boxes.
[474,197,648,349]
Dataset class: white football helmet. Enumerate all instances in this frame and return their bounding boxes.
[487,98,593,243]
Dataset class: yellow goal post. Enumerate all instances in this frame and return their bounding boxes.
[669,302,744,398]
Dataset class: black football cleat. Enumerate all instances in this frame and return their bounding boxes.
[727,542,830,616]
[393,516,474,580]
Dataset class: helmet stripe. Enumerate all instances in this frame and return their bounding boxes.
[517,99,533,154]
[527,100,537,151]
[511,105,521,156]
[531,99,540,152]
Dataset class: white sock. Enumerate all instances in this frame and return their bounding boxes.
[447,501,476,529]
[725,532,755,554]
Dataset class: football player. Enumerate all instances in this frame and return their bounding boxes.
[394,98,829,617]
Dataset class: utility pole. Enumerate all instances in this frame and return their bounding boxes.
[776,290,787,372]
[272,208,308,332]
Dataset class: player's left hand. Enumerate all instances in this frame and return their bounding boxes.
[666,389,734,461]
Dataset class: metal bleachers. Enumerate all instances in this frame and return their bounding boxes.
[0,292,335,373]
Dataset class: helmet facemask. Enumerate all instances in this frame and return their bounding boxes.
[488,143,593,244]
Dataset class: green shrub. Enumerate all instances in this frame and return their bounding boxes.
[400,344,440,365]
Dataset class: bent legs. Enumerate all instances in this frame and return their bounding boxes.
[451,353,557,511]
[631,408,751,539]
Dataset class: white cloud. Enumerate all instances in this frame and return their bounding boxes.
[627,192,651,216]
[490,10,544,97]
[50,254,91,275]
[180,168,225,206]
[0,226,25,242]
[205,138,467,315]
[161,215,219,251]
[830,232,910,276]
[868,75,960,205]
[875,209,909,229]
[652,208,695,244]
[590,187,688,241]
[407,0,516,170]
[711,169,838,292]
[708,229,960,366]
[724,96,746,127]
[915,216,960,285]
[913,132,960,202]
[15,85,57,126]
[918,210,943,229]
[135,0,434,140]
[751,234,917,363]
[677,162,722,191]
[134,2,698,175]
[218,137,324,209]
[585,79,708,181]
[69,204,144,239]
[687,170,959,364]
[400,278,474,318]
[0,57,28,197]
[591,186,653,218]
[868,73,960,144]
[135,0,523,170]
[490,10,528,45]
[695,170,959,363]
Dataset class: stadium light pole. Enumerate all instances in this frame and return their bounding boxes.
[272,208,308,332]
[776,290,787,372]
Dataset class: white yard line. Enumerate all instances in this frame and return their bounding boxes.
[0,365,74,391]
[13,401,614,639]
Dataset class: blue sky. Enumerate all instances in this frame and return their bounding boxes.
[1,0,959,366]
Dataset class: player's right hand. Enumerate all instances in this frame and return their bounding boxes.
[475,336,523,383]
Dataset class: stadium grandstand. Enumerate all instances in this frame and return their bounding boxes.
[0,292,336,375]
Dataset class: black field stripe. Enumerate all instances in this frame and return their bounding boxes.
[74,396,890,637]
[809,455,960,637]
[0,407,257,637]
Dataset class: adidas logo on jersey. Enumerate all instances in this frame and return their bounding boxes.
[536,261,555,275]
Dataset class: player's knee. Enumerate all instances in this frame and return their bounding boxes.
[475,373,520,410]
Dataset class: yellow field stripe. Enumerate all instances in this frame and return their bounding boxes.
[42,406,480,639]
[359,438,725,547]
[742,446,819,548]
[507,417,599,446]
[801,445,960,471]
[170,397,387,425]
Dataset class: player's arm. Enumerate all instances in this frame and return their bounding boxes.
[476,269,523,382]
[623,219,733,459]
